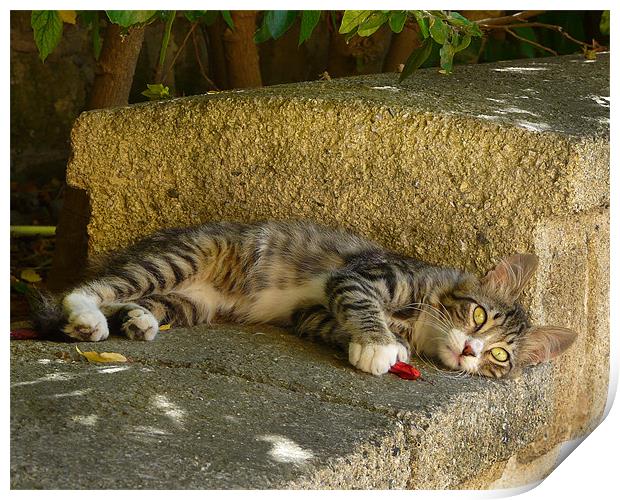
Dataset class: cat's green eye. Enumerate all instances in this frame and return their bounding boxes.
[473,305,487,325]
[491,347,509,362]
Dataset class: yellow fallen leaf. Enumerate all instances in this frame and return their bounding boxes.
[76,346,127,363]
[59,10,77,24]
[159,324,171,331]
[20,268,42,283]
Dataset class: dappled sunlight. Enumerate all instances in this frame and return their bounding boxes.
[257,434,314,465]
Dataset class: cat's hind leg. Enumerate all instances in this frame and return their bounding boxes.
[100,291,215,341]
[102,303,160,341]
[135,292,207,328]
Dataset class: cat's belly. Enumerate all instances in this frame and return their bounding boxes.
[243,276,328,324]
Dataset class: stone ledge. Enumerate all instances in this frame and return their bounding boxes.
[27,53,610,489]
[11,326,554,489]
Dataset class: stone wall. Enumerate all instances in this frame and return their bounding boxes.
[62,53,609,488]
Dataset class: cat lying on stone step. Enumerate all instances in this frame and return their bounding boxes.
[33,221,577,378]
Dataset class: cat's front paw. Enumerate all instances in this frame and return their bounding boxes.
[348,342,409,376]
[63,309,109,342]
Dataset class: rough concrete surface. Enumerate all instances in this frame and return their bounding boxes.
[13,53,609,489]
[13,326,554,489]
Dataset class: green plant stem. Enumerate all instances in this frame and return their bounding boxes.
[10,226,56,237]
[475,11,545,26]
[155,11,176,82]
[504,28,558,56]
[479,21,590,49]
[162,21,198,82]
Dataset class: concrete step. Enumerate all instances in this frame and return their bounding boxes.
[12,326,554,489]
[16,53,609,489]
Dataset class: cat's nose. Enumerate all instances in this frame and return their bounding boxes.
[461,343,475,357]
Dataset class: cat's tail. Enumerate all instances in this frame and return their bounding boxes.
[28,288,70,341]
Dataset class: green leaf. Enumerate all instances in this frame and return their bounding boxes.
[77,11,96,24]
[399,37,433,82]
[454,34,471,53]
[299,11,321,45]
[77,11,101,59]
[388,12,407,33]
[466,22,483,37]
[141,83,171,101]
[447,11,469,26]
[202,11,219,26]
[31,11,63,62]
[429,17,448,44]
[265,10,298,40]
[439,43,455,74]
[185,11,207,22]
[600,11,609,35]
[413,11,429,38]
[221,11,234,30]
[330,11,339,30]
[11,279,31,295]
[106,10,157,27]
[339,10,372,34]
[254,20,272,43]
[357,12,388,37]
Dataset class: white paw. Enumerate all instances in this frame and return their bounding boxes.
[348,342,409,376]
[122,308,159,341]
[63,309,109,342]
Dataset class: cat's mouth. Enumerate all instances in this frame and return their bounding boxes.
[437,331,482,373]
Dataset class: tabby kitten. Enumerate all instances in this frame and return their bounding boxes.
[34,221,577,378]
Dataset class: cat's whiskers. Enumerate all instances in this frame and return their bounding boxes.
[411,346,467,379]
[404,303,454,333]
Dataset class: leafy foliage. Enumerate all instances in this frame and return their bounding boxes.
[299,11,321,45]
[105,10,157,27]
[78,11,102,59]
[253,10,486,79]
[265,11,298,39]
[30,9,605,87]
[31,11,63,61]
[31,10,235,64]
[337,10,483,80]
[400,38,434,81]
[254,10,322,46]
[142,83,171,100]
[600,11,609,35]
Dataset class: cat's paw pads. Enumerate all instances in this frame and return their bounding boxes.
[121,307,159,341]
[63,309,109,342]
[349,342,409,376]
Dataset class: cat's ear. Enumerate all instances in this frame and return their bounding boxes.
[518,326,578,367]
[481,253,539,302]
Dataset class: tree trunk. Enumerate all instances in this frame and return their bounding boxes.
[383,22,422,72]
[87,23,146,109]
[221,11,262,88]
[49,22,145,292]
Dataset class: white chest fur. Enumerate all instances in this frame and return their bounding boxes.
[244,276,328,324]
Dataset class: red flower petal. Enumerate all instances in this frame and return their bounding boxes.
[389,361,422,380]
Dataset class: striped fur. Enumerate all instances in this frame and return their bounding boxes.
[37,221,577,377]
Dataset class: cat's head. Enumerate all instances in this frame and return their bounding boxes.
[420,254,577,378]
